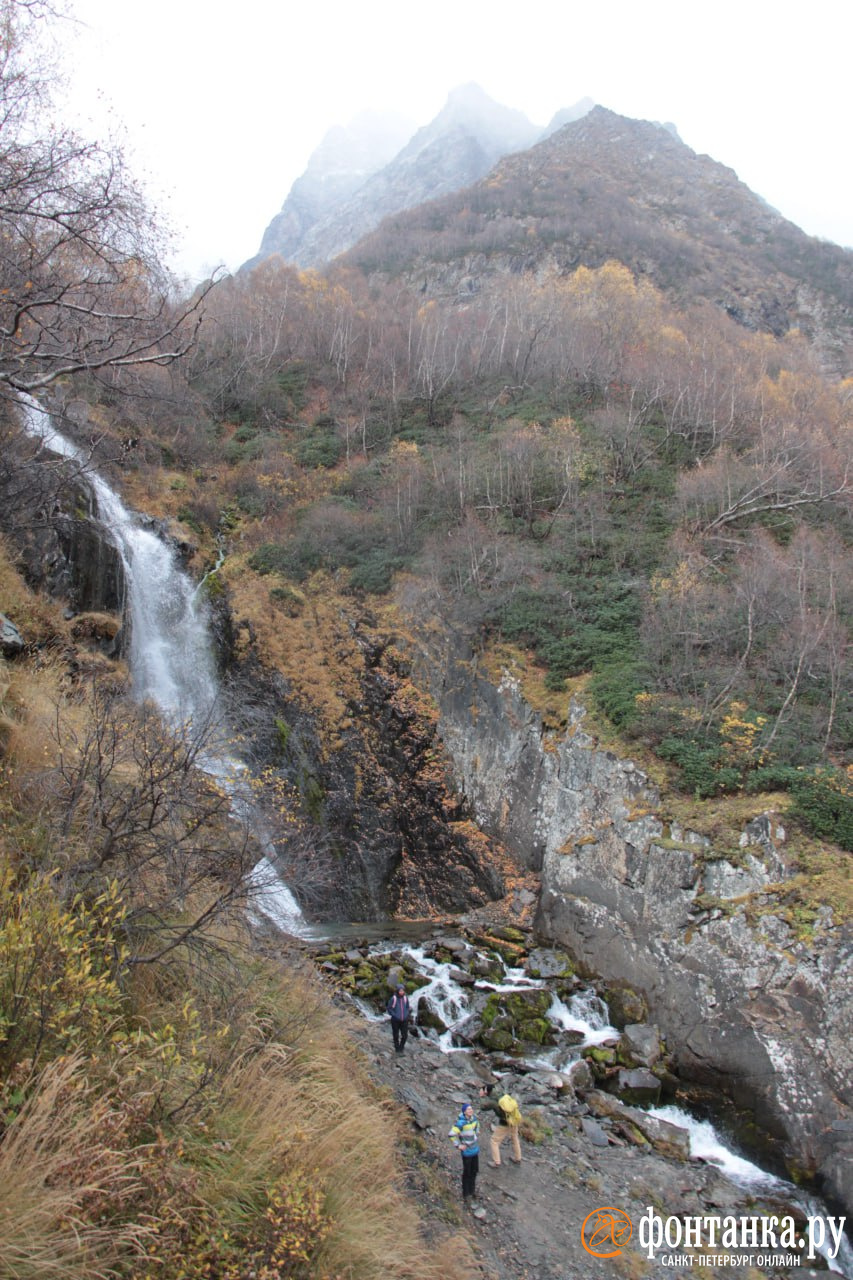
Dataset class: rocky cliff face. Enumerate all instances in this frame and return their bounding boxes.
[0,446,125,620]
[412,626,853,1215]
[251,84,542,270]
[251,111,415,268]
[220,608,506,922]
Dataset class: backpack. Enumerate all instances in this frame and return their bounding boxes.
[498,1094,521,1126]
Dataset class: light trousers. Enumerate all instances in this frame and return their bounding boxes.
[490,1124,522,1164]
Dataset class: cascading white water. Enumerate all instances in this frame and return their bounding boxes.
[20,397,304,933]
[651,1104,853,1276]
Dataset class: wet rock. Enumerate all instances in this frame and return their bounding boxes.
[618,1023,662,1068]
[566,1058,594,1091]
[487,925,526,945]
[416,996,448,1034]
[586,1090,689,1160]
[614,1067,661,1105]
[431,934,470,955]
[602,984,648,1028]
[581,1044,618,1081]
[525,947,574,979]
[470,930,525,965]
[476,987,556,1053]
[469,954,504,981]
[415,629,853,1211]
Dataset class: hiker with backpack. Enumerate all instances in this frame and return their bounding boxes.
[480,1085,523,1165]
[386,983,411,1053]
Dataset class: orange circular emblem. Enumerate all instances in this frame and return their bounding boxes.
[581,1207,633,1258]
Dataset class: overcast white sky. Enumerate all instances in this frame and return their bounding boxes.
[63,0,853,283]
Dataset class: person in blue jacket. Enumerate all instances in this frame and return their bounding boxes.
[386,983,411,1053]
[449,1102,480,1209]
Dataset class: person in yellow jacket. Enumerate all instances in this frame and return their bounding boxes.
[480,1086,523,1166]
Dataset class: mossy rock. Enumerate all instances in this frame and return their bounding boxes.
[582,1046,618,1081]
[470,931,525,964]
[583,1046,617,1065]
[488,926,527,945]
[478,1027,516,1053]
[502,988,552,1022]
[554,981,580,1003]
[602,984,648,1029]
[479,992,503,1030]
[416,997,448,1033]
[518,1017,554,1046]
[469,956,504,982]
[489,940,526,965]
[478,989,554,1048]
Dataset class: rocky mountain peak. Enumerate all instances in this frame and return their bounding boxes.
[541,95,596,138]
[248,85,539,271]
[427,82,539,154]
[253,111,414,266]
[301,111,415,182]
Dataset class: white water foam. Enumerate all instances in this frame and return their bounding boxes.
[651,1104,852,1276]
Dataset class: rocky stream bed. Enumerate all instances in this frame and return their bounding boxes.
[297,917,851,1280]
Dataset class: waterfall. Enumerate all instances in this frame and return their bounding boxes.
[19,397,304,934]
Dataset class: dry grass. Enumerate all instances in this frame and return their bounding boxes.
[223,562,367,749]
[0,1055,149,1280]
[202,973,478,1280]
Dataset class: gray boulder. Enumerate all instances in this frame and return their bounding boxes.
[0,614,24,657]
[618,1023,662,1068]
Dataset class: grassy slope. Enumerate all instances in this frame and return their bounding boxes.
[0,538,475,1280]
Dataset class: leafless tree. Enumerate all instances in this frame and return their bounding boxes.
[0,0,214,401]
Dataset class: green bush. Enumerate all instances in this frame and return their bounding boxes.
[790,769,853,850]
[269,585,305,616]
[347,550,404,596]
[590,660,650,728]
[276,363,308,416]
[492,577,641,684]
[659,735,741,798]
[296,432,343,470]
[224,435,264,464]
[748,764,852,849]
[248,542,322,581]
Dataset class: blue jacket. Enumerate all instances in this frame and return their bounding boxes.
[387,992,410,1021]
[450,1111,480,1156]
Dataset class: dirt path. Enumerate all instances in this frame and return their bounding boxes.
[351,1013,802,1280]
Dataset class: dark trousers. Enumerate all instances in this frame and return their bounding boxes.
[391,1016,409,1051]
[461,1153,479,1199]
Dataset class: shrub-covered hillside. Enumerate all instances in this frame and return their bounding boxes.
[80,252,850,852]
